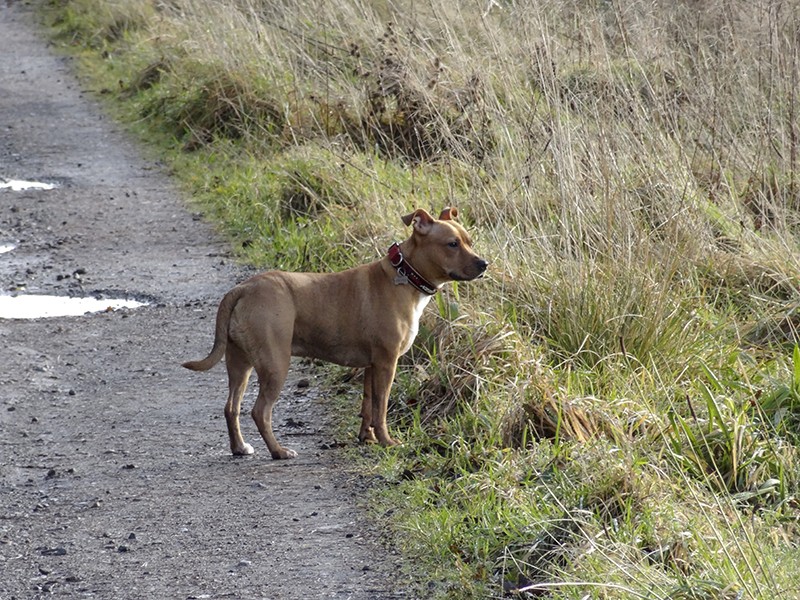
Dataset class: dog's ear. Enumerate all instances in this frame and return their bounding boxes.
[438,207,458,221]
[401,208,435,234]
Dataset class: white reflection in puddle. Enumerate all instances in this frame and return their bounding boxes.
[0,294,147,319]
[0,244,15,254]
[0,179,57,191]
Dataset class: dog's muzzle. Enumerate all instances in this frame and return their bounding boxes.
[450,258,489,281]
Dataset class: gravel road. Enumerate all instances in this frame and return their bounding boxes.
[0,2,405,598]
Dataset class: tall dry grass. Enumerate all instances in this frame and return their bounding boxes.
[52,0,800,596]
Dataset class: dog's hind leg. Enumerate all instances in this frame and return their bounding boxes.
[224,343,254,456]
[251,354,296,459]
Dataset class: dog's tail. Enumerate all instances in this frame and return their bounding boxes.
[182,285,245,372]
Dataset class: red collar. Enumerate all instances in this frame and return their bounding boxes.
[387,243,438,295]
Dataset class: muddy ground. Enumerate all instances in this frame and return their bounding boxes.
[0,3,407,598]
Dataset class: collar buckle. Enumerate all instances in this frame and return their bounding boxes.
[388,242,404,268]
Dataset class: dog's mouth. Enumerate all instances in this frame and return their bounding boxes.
[449,259,488,282]
[449,270,486,282]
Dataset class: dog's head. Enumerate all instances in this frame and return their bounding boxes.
[401,207,488,284]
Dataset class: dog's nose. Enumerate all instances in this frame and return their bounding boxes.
[476,259,489,273]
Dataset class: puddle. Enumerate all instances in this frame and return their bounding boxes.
[0,294,147,319]
[0,178,57,191]
[0,243,15,254]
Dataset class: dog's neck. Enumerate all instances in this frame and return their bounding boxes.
[387,243,438,295]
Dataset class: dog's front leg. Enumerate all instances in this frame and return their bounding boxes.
[370,360,400,447]
[358,367,378,443]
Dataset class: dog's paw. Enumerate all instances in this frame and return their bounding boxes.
[232,443,255,456]
[358,428,378,444]
[271,447,298,460]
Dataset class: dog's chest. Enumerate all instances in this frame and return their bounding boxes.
[400,295,432,355]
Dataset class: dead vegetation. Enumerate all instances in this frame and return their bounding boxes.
[50,0,800,596]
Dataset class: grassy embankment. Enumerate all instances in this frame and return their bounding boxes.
[48,0,800,597]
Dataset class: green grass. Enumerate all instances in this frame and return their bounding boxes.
[43,0,800,597]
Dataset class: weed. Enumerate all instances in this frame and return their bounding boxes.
[663,359,799,506]
[760,345,800,438]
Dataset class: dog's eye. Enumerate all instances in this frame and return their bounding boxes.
[448,240,460,248]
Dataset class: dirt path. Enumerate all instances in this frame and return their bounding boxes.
[0,3,405,598]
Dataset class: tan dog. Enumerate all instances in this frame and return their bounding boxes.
[183,207,487,459]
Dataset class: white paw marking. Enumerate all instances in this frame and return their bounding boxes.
[233,443,255,456]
